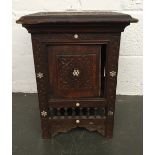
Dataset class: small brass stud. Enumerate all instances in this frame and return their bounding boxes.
[74,34,79,39]
[76,103,80,107]
[76,120,80,124]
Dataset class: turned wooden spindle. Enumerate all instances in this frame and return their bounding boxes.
[50,108,53,117]
[79,107,83,116]
[64,108,68,116]
[94,107,98,117]
[72,108,75,116]
[57,108,61,116]
[87,107,90,118]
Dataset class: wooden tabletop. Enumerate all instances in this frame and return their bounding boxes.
[16,11,138,25]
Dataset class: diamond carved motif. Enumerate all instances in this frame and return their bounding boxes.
[56,55,96,89]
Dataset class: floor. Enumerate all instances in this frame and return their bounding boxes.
[12,94,143,155]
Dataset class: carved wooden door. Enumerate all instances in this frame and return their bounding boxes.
[48,45,101,98]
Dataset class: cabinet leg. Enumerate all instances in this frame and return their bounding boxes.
[106,130,113,138]
[105,118,114,138]
[41,119,51,139]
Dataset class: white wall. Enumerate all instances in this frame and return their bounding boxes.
[12,0,143,95]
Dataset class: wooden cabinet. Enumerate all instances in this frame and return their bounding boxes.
[17,12,138,138]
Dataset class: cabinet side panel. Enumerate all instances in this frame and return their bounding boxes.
[31,35,51,138]
[105,35,121,138]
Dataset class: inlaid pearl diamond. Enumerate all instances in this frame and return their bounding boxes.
[41,110,47,117]
[109,71,117,77]
[37,72,44,78]
[108,111,113,116]
[72,69,80,77]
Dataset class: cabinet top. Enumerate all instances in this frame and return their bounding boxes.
[16,11,138,25]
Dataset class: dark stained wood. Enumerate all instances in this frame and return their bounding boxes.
[49,117,106,137]
[48,45,101,98]
[16,11,138,24]
[16,12,138,33]
[48,98,107,108]
[16,12,138,139]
